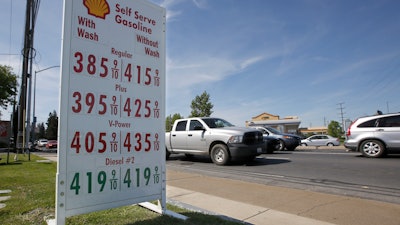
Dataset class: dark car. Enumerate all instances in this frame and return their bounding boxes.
[46,140,58,149]
[252,126,301,151]
[263,136,281,154]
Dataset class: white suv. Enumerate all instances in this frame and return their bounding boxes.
[344,113,400,157]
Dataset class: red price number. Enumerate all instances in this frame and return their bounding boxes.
[123,98,152,118]
[71,131,107,154]
[123,132,158,152]
[122,63,152,86]
[72,91,107,115]
[73,51,109,78]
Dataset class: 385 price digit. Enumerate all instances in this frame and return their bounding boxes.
[73,51,108,77]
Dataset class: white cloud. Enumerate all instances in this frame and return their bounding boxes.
[192,0,208,9]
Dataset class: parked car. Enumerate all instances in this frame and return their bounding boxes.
[344,112,400,157]
[263,136,281,154]
[251,126,302,151]
[301,135,340,146]
[46,140,58,149]
[37,139,48,147]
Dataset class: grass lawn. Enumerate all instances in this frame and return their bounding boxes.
[0,153,242,225]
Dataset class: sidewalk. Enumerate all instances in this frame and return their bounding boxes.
[35,152,400,225]
[166,169,400,225]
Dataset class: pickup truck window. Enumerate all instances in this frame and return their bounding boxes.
[175,121,187,131]
[202,118,234,128]
[256,128,268,135]
[189,120,203,130]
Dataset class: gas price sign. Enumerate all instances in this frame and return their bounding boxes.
[56,0,166,222]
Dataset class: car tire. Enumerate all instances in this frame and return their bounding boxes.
[277,140,286,151]
[300,143,307,146]
[327,143,334,147]
[166,149,171,160]
[210,144,230,165]
[360,140,385,158]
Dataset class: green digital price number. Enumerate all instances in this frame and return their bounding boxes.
[70,166,160,195]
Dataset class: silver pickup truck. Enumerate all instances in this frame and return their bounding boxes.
[165,117,265,165]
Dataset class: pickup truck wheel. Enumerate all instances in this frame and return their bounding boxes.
[166,149,171,160]
[211,144,230,165]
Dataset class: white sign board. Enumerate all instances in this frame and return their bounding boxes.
[56,0,166,223]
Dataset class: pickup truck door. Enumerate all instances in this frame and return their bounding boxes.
[186,119,208,152]
[170,120,188,151]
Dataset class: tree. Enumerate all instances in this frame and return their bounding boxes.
[189,91,213,117]
[327,120,343,138]
[0,65,18,109]
[46,110,58,140]
[37,122,46,139]
[165,113,183,132]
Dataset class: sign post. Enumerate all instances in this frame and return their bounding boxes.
[55,0,168,224]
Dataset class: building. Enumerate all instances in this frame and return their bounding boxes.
[298,126,328,135]
[246,112,301,134]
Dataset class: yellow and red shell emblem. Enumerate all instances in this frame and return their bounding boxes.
[83,0,110,19]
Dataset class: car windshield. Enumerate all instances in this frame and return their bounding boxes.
[265,126,282,134]
[202,118,235,128]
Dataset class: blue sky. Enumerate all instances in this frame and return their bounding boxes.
[1,0,399,128]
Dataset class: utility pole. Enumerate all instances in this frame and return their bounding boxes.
[17,0,32,158]
[337,102,346,133]
[16,0,40,160]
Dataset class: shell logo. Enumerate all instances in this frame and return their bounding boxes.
[83,0,110,19]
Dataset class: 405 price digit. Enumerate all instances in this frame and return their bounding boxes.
[71,131,107,154]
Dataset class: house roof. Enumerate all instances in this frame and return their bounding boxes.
[252,112,279,119]
[248,119,301,126]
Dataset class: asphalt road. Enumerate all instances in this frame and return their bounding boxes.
[166,148,400,205]
[26,147,400,205]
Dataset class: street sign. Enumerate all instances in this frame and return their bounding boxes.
[56,0,166,223]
